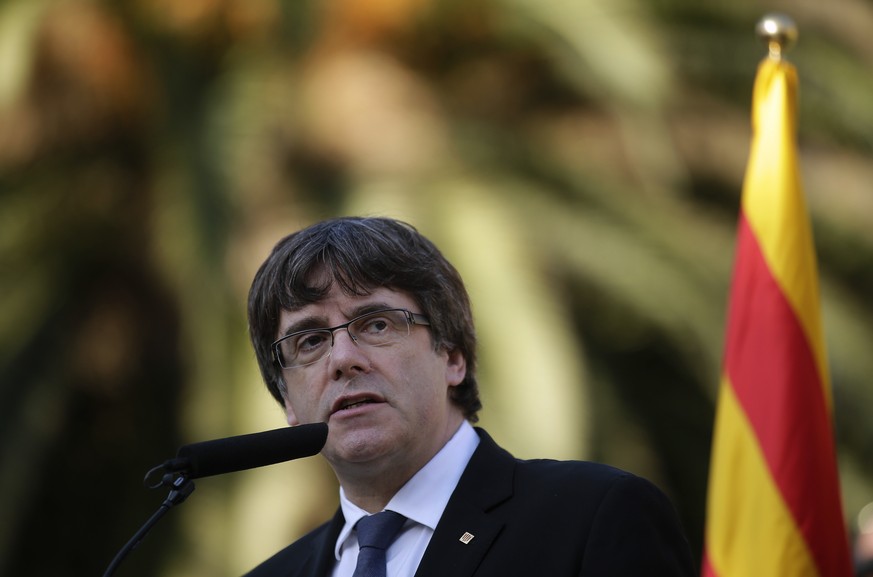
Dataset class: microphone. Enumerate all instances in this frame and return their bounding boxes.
[104,423,328,577]
[165,422,328,479]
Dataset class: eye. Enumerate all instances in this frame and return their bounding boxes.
[357,315,391,336]
[295,331,329,353]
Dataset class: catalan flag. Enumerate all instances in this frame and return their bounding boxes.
[701,56,853,577]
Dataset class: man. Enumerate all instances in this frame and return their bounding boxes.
[245,216,696,576]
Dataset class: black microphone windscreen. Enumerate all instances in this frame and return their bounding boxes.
[175,422,328,479]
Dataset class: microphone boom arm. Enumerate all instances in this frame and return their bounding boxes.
[101,423,327,576]
[102,474,195,577]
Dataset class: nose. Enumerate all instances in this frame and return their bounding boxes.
[336,326,358,344]
[328,327,369,379]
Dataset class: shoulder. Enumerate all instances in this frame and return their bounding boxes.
[473,427,651,496]
[516,454,630,482]
[517,456,662,498]
[471,428,678,518]
[474,429,683,527]
[512,455,673,520]
[466,430,697,574]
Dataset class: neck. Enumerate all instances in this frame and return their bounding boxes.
[339,472,412,514]
[335,415,465,513]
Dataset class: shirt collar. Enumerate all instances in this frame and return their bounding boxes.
[334,421,480,559]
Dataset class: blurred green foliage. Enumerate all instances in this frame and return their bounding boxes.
[1,0,871,575]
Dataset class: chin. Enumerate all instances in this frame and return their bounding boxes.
[329,429,401,464]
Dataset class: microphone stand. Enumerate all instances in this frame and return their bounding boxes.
[101,423,328,575]
[102,471,195,577]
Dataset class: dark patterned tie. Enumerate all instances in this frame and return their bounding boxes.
[352,511,407,577]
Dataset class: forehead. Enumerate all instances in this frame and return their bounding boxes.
[276,285,419,337]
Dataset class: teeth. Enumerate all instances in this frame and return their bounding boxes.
[343,400,373,410]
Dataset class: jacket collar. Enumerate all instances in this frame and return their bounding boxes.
[412,428,515,577]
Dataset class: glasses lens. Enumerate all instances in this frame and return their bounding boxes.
[274,309,417,369]
[349,309,411,345]
[277,330,332,368]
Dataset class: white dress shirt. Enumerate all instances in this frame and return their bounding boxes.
[330,421,480,577]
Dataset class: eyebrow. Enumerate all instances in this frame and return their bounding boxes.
[280,316,328,337]
[279,301,399,337]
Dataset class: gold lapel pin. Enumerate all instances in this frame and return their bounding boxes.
[459,532,475,545]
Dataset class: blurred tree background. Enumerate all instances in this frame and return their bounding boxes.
[0,0,871,575]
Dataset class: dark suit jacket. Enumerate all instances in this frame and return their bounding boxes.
[245,428,697,576]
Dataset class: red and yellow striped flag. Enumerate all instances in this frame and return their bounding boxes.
[701,57,853,577]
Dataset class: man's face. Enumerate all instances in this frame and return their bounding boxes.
[275,280,467,481]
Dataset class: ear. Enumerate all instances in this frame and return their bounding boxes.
[444,347,467,388]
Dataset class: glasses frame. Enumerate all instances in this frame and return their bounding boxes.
[271,308,430,369]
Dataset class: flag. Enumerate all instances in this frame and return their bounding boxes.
[701,57,853,577]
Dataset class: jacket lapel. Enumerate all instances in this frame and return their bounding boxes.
[295,510,345,577]
[413,429,515,577]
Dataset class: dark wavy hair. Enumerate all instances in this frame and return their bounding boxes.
[247,217,481,422]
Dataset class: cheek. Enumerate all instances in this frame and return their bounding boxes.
[282,376,326,423]
[396,350,453,404]
[282,396,299,426]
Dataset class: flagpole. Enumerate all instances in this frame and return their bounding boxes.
[755,13,798,61]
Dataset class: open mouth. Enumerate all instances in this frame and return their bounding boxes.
[341,399,377,411]
[333,396,383,415]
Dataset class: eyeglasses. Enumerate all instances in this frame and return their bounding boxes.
[272,308,431,369]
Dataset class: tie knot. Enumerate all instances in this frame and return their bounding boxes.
[355,511,406,551]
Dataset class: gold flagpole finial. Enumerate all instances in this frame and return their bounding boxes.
[756,13,798,60]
